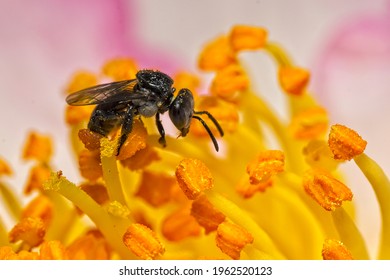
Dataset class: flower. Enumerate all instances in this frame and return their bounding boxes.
[1,24,390,260]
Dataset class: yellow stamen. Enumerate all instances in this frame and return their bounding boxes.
[198,36,237,71]
[24,164,51,194]
[106,201,131,219]
[65,71,98,94]
[215,220,254,259]
[328,124,367,161]
[322,239,354,260]
[102,58,138,81]
[22,131,53,163]
[135,171,177,207]
[78,149,103,182]
[246,150,285,184]
[9,217,46,248]
[303,168,353,211]
[289,107,328,140]
[191,195,226,234]
[229,25,268,52]
[39,240,68,260]
[161,206,202,241]
[122,223,164,260]
[211,64,250,101]
[175,158,213,200]
[278,66,310,96]
[78,129,102,151]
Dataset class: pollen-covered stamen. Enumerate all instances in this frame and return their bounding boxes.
[0,157,12,176]
[198,36,237,71]
[246,150,285,184]
[175,158,214,200]
[9,217,46,248]
[122,223,164,260]
[78,129,103,151]
[0,246,39,260]
[39,240,68,260]
[191,195,226,234]
[78,149,103,182]
[22,131,53,163]
[102,58,138,81]
[236,177,273,198]
[120,145,160,171]
[303,169,353,211]
[161,206,202,241]
[215,221,254,260]
[116,119,148,161]
[24,164,51,194]
[328,124,367,161]
[229,25,268,52]
[322,239,354,260]
[278,66,310,96]
[79,182,109,207]
[67,230,113,260]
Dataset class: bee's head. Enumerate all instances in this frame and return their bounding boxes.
[169,88,194,137]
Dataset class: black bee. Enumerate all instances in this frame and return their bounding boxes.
[66,69,224,155]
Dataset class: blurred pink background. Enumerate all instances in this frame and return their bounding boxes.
[0,0,389,258]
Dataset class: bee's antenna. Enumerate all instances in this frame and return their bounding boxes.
[193,111,224,137]
[192,115,220,152]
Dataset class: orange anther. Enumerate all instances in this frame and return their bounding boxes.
[65,106,94,125]
[161,207,202,241]
[322,239,353,260]
[116,119,148,160]
[0,157,12,176]
[289,107,329,140]
[211,64,250,101]
[78,149,103,182]
[22,131,53,163]
[123,223,164,260]
[21,195,53,227]
[198,36,237,71]
[24,164,51,194]
[78,129,103,151]
[173,72,201,94]
[102,58,138,81]
[191,195,226,234]
[246,150,285,184]
[9,217,46,247]
[65,71,98,94]
[216,221,254,259]
[303,169,353,211]
[229,25,268,52]
[278,66,310,96]
[120,145,160,171]
[39,240,68,260]
[175,158,213,200]
[236,177,273,198]
[67,230,112,260]
[328,124,367,161]
[79,182,109,206]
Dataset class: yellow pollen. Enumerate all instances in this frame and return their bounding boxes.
[0,157,13,176]
[9,217,46,248]
[278,66,310,96]
[78,149,103,182]
[229,25,268,52]
[65,71,98,94]
[102,58,138,81]
[328,124,367,161]
[191,195,226,234]
[246,150,285,184]
[22,131,53,163]
[198,36,237,71]
[322,239,354,260]
[122,223,164,260]
[303,169,353,211]
[215,221,254,260]
[175,158,214,200]
[289,107,329,140]
[39,240,68,260]
[161,206,202,241]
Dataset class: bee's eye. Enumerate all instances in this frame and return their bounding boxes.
[169,89,194,134]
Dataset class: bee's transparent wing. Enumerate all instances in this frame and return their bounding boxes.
[66,79,138,106]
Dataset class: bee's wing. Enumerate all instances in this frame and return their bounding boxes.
[66,79,138,106]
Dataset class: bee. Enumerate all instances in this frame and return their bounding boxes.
[66,69,224,155]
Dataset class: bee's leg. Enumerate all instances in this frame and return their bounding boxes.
[88,107,120,136]
[155,113,166,147]
[117,106,134,155]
